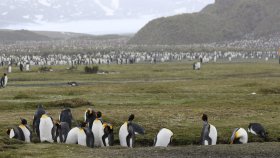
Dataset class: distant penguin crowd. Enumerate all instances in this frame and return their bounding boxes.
[7,106,268,148]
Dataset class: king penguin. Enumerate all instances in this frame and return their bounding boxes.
[92,111,104,147]
[84,108,96,129]
[102,123,114,147]
[59,108,73,128]
[33,105,46,138]
[154,128,173,147]
[200,114,217,145]
[230,128,248,144]
[52,122,70,143]
[7,118,32,143]
[65,126,80,144]
[39,114,54,143]
[248,123,267,140]
[119,114,145,148]
[77,122,94,148]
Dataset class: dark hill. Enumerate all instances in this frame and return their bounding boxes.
[129,0,280,45]
[0,29,50,41]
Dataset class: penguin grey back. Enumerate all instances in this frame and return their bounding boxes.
[200,122,212,145]
[248,123,267,139]
[126,123,136,148]
[60,108,73,128]
[131,122,145,135]
[84,127,94,148]
[102,124,114,146]
[52,122,70,143]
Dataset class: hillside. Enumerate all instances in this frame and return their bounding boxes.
[0,29,130,42]
[129,0,280,45]
[0,29,50,41]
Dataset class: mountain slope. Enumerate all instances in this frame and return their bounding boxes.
[129,0,280,45]
[0,29,50,41]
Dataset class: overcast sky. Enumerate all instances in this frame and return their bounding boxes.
[2,0,215,34]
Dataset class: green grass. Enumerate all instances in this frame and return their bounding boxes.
[1,60,280,157]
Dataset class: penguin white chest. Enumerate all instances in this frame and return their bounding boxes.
[77,129,87,146]
[208,124,217,145]
[238,128,248,144]
[39,116,54,143]
[66,127,79,144]
[119,123,129,147]
[19,125,31,143]
[248,128,257,135]
[9,129,15,139]
[92,120,104,147]
[155,128,173,147]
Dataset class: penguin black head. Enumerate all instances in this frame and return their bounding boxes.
[103,123,113,133]
[4,73,6,76]
[62,108,71,112]
[128,114,134,121]
[37,104,43,108]
[96,111,102,118]
[86,108,93,115]
[79,122,87,128]
[54,121,61,127]
[202,114,208,122]
[20,118,27,125]
[6,129,11,135]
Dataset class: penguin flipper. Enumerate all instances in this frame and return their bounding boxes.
[102,134,107,147]
[131,123,145,135]
[153,135,157,146]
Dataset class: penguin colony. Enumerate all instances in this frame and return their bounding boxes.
[0,49,277,68]
[7,105,268,148]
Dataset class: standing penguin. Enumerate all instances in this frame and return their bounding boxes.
[39,114,54,143]
[84,108,96,129]
[33,105,46,138]
[200,114,217,145]
[7,118,32,143]
[248,123,267,140]
[7,65,12,73]
[77,122,94,148]
[119,114,145,148]
[59,108,73,128]
[52,122,70,143]
[154,128,173,147]
[102,123,114,147]
[25,63,30,71]
[92,111,104,147]
[0,73,8,88]
[230,128,248,144]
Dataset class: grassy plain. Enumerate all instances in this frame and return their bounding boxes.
[1,60,280,157]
